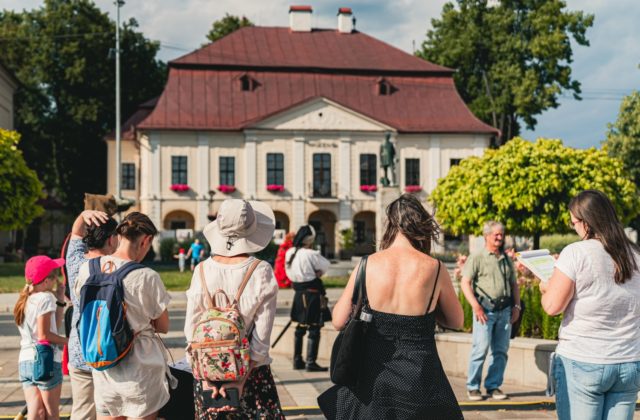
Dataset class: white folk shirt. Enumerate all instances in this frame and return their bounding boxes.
[284,247,330,283]
[18,291,62,363]
[75,256,172,418]
[555,239,640,364]
[184,256,278,366]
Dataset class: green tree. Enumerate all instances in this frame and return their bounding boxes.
[0,129,44,230]
[205,13,253,43]
[417,0,593,144]
[602,91,640,234]
[430,138,639,248]
[0,0,166,211]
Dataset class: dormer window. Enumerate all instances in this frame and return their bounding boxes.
[238,74,257,92]
[377,78,393,96]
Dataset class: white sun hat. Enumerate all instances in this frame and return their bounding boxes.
[203,199,275,257]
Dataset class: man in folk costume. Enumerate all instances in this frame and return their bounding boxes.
[285,225,332,372]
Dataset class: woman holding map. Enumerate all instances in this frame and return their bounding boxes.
[540,190,640,420]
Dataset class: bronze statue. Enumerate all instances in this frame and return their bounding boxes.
[380,132,396,186]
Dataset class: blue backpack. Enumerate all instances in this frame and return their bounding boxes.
[78,258,143,370]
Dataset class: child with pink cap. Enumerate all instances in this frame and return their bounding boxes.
[13,255,68,419]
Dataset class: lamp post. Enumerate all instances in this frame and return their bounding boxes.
[114,0,125,200]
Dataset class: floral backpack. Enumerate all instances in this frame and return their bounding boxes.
[189,259,261,382]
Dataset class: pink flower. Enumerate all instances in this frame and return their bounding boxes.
[266,184,284,192]
[360,184,377,192]
[404,185,422,193]
[170,184,190,192]
[218,185,236,194]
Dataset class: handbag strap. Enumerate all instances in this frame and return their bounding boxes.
[351,256,369,314]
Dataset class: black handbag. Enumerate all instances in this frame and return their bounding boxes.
[329,255,370,386]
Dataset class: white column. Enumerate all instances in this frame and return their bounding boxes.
[244,135,257,199]
[197,133,210,230]
[338,134,352,231]
[428,136,441,194]
[148,133,162,260]
[292,134,306,229]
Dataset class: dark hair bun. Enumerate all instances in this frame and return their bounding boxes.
[82,218,117,249]
[116,212,158,240]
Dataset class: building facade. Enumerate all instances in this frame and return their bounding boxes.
[107,7,497,258]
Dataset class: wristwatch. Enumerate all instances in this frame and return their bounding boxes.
[56,301,66,308]
[513,304,522,310]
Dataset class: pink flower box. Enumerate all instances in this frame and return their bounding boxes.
[267,184,285,192]
[170,184,190,192]
[218,185,236,194]
[360,184,377,192]
[405,185,422,193]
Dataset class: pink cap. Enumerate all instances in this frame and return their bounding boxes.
[25,256,65,285]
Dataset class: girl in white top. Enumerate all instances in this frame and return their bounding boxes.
[184,199,284,418]
[74,212,172,420]
[14,255,68,420]
[541,190,640,420]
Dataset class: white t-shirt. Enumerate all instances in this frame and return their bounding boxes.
[75,256,172,418]
[284,247,330,283]
[184,257,278,366]
[17,291,62,363]
[555,239,640,364]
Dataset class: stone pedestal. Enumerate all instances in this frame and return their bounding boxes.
[375,186,401,248]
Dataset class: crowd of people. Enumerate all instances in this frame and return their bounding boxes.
[11,189,640,420]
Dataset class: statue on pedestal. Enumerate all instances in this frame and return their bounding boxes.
[380,132,397,187]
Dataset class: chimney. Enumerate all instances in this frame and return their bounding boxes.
[337,8,353,33]
[289,5,312,32]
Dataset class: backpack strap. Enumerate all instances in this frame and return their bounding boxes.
[88,257,101,276]
[113,261,146,280]
[234,259,262,303]
[198,262,215,310]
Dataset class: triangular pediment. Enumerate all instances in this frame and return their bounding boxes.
[251,97,394,131]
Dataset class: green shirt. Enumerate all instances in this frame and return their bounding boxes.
[462,248,516,300]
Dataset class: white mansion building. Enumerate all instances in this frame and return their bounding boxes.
[107,6,497,258]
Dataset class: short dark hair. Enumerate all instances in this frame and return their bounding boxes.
[82,218,117,249]
[380,194,440,254]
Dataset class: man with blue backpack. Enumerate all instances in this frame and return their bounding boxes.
[75,212,173,419]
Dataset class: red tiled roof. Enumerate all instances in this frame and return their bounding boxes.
[289,5,312,12]
[338,8,352,14]
[139,26,497,135]
[171,27,451,73]
[107,97,158,141]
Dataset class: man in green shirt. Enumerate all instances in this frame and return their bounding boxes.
[461,221,521,401]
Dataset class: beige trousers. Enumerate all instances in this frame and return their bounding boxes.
[69,365,96,420]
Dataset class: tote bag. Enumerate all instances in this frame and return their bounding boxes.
[329,256,370,386]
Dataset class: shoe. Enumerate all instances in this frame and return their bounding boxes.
[305,362,328,372]
[488,388,508,400]
[293,357,305,370]
[467,389,482,401]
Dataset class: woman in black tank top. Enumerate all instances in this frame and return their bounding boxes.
[318,194,464,419]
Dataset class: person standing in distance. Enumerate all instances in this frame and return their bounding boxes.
[460,221,521,401]
[186,238,205,272]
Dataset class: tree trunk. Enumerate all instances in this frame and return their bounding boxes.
[533,232,541,250]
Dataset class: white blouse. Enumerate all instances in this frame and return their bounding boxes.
[183,256,279,366]
[284,247,331,283]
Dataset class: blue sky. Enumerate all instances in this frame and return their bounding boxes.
[4,0,639,149]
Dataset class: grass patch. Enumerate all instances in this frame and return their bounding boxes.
[0,263,26,293]
[0,262,349,293]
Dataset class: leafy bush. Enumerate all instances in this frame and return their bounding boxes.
[339,228,355,251]
[457,282,562,339]
[160,238,177,262]
[540,234,579,254]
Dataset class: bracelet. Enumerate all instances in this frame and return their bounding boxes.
[56,301,66,307]
[513,304,521,310]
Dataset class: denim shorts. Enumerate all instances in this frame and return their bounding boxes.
[18,360,63,391]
